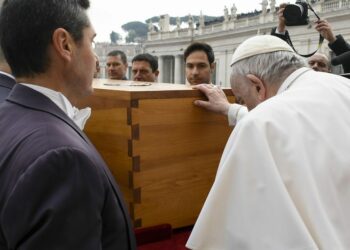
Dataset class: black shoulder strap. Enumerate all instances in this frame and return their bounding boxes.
[284,31,324,58]
[284,2,324,58]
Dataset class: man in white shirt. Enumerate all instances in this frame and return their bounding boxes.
[0,0,136,249]
[187,35,350,249]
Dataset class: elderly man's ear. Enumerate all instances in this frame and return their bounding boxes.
[246,74,266,101]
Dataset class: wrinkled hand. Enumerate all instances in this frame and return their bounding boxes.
[315,19,336,43]
[193,84,230,116]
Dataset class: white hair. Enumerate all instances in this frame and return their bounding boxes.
[230,50,307,87]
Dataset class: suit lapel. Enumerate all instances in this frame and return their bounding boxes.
[0,73,16,90]
[7,84,92,143]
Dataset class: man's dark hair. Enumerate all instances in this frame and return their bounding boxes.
[0,0,90,77]
[0,47,5,64]
[184,42,215,64]
[107,50,127,64]
[132,53,158,72]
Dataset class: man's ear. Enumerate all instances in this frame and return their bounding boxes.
[52,28,74,62]
[154,70,160,77]
[210,62,215,73]
[246,74,266,101]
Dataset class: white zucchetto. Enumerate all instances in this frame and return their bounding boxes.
[231,35,294,66]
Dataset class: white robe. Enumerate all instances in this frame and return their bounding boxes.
[187,68,350,250]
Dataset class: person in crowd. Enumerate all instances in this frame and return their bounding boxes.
[271,3,350,73]
[187,34,350,249]
[307,52,331,72]
[0,47,15,102]
[106,50,128,80]
[184,42,215,85]
[315,20,350,73]
[131,53,159,82]
[0,0,136,249]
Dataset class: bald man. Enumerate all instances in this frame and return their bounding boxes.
[307,52,331,72]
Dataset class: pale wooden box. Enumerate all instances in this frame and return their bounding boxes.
[78,79,234,229]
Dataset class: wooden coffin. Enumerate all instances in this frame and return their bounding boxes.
[77,79,234,228]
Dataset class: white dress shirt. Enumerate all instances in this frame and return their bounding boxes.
[0,71,15,80]
[21,83,91,130]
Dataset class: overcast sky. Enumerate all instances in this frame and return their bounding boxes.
[88,0,283,42]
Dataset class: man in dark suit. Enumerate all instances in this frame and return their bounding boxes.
[0,0,136,249]
[0,49,15,102]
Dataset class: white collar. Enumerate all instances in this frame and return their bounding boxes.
[21,83,91,130]
[277,67,311,94]
[0,71,15,80]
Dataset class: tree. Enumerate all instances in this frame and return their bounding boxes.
[110,31,121,44]
[125,30,136,43]
[122,21,148,38]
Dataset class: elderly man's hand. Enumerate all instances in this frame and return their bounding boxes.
[193,84,230,116]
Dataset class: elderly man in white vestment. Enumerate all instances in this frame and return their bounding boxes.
[186,35,350,250]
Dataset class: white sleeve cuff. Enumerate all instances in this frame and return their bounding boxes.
[227,104,248,127]
[275,29,286,35]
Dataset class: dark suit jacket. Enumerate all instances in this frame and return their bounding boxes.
[329,35,350,73]
[0,72,16,103]
[0,84,136,250]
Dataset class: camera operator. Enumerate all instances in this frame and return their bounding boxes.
[271,3,350,73]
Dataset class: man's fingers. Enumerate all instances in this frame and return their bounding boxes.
[193,84,221,95]
[192,84,211,92]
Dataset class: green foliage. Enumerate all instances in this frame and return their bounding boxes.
[110,31,121,44]
[125,30,137,43]
[122,21,148,43]
[122,21,148,37]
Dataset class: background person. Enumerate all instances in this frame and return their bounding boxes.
[307,52,331,72]
[184,42,215,85]
[187,34,350,250]
[106,50,128,80]
[131,53,159,82]
[0,0,136,249]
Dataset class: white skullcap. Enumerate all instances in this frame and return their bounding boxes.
[230,35,294,66]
